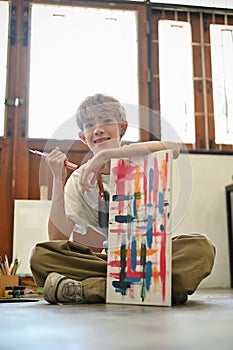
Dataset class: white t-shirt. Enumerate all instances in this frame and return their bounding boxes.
[64,163,110,241]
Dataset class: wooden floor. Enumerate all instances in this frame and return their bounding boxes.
[0,288,233,350]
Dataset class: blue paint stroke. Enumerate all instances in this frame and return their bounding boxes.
[146,203,153,207]
[125,277,141,283]
[115,288,126,294]
[158,192,164,215]
[149,168,154,192]
[112,194,133,201]
[131,236,137,271]
[133,198,137,217]
[146,261,152,291]
[115,215,134,223]
[160,224,164,232]
[146,215,153,248]
[140,241,147,302]
[111,243,131,296]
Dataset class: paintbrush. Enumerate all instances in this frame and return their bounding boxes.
[28,149,78,171]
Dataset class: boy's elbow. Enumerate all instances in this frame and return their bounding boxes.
[173,143,180,159]
[48,219,72,240]
[163,141,180,159]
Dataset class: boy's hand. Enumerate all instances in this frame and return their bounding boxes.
[46,147,67,181]
[79,151,108,192]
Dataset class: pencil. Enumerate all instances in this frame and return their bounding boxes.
[4,255,10,275]
[28,149,78,171]
[0,256,5,275]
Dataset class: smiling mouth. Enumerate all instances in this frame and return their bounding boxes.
[94,137,111,144]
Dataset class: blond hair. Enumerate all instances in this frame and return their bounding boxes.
[76,93,126,131]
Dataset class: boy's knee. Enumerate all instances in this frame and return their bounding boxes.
[172,233,216,262]
[29,244,39,270]
[29,244,46,287]
[172,233,216,294]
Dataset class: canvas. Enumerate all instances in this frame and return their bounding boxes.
[106,150,172,306]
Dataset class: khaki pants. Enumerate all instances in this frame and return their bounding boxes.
[30,233,216,303]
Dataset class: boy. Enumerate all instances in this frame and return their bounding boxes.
[30,94,215,305]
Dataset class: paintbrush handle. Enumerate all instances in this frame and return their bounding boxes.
[64,160,78,171]
[29,149,78,171]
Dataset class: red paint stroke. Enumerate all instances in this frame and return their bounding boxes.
[142,231,162,238]
[108,260,122,267]
[129,285,135,299]
[110,206,119,211]
[112,159,136,187]
[108,270,144,279]
[111,244,143,279]
[108,272,120,279]
[109,228,125,234]
[160,207,167,301]
[112,159,135,214]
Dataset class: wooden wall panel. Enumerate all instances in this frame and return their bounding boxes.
[0,144,13,258]
[178,11,187,22]
[190,12,201,43]
[195,114,206,149]
[194,80,204,114]
[193,45,202,77]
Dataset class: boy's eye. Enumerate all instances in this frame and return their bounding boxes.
[103,118,114,124]
[84,117,115,130]
[84,122,94,130]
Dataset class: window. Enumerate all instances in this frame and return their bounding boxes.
[158,20,195,144]
[0,1,9,137]
[28,4,139,141]
[210,24,233,145]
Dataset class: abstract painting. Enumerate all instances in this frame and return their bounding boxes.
[106,150,172,306]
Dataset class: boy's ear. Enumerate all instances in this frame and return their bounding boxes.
[79,132,86,144]
[120,121,128,138]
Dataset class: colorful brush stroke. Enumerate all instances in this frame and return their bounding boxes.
[106,150,172,306]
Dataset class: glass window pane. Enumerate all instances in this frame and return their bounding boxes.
[28,4,139,141]
[210,24,233,144]
[158,20,195,144]
[0,1,9,137]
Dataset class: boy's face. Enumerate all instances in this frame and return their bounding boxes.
[79,115,127,154]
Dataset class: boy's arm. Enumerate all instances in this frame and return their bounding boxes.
[46,148,75,240]
[73,228,105,253]
[79,141,180,192]
[93,141,179,171]
[110,141,180,160]
[48,177,75,240]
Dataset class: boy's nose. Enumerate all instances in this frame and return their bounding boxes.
[94,123,105,135]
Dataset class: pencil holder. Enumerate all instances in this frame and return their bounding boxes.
[0,275,19,297]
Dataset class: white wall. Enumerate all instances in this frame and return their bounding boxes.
[172,153,233,288]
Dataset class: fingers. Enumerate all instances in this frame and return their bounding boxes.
[47,152,65,168]
[79,164,98,193]
[90,172,97,186]
[79,171,95,193]
[46,148,67,178]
